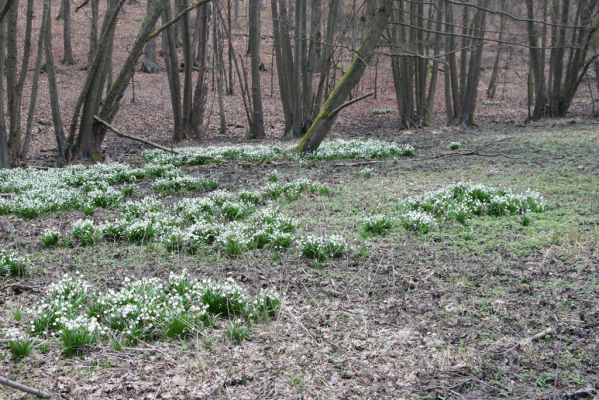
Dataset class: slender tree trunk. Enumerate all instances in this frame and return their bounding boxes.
[141,0,160,73]
[62,0,74,64]
[44,0,67,165]
[0,14,9,168]
[88,0,99,65]
[296,0,393,153]
[190,2,210,137]
[427,0,444,116]
[214,14,227,133]
[178,0,194,134]
[22,0,48,160]
[163,0,184,141]
[271,0,293,131]
[248,0,265,138]
[487,0,506,99]
[226,0,234,94]
[526,0,547,120]
[457,0,488,126]
[288,0,305,138]
[91,0,166,152]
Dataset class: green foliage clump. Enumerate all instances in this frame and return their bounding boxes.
[362,214,393,236]
[0,249,30,278]
[299,235,347,262]
[4,328,34,359]
[21,271,282,356]
[398,182,547,231]
[42,228,60,247]
[71,219,101,246]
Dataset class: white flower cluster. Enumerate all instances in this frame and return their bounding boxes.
[362,214,393,235]
[71,219,102,245]
[151,175,218,194]
[143,143,287,166]
[304,139,414,160]
[401,210,436,234]
[4,327,26,341]
[298,234,348,261]
[30,272,90,335]
[0,161,204,219]
[66,180,324,256]
[401,182,547,226]
[0,249,30,277]
[142,139,414,166]
[21,270,281,350]
[58,314,106,336]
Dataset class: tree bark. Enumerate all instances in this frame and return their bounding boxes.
[44,0,68,165]
[487,0,506,99]
[248,0,265,139]
[0,13,9,168]
[163,0,184,141]
[62,0,75,64]
[141,0,160,73]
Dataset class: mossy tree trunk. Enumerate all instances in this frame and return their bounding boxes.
[295,0,394,154]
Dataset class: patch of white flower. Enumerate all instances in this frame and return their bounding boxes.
[398,182,547,231]
[0,249,30,277]
[66,180,327,256]
[298,234,348,261]
[142,139,414,166]
[401,210,436,233]
[4,327,26,341]
[20,270,282,351]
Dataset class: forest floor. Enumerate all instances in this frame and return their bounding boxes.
[1,123,598,399]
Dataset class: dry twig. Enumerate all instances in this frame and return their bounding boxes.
[0,376,51,399]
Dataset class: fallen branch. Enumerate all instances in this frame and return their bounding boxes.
[94,116,180,154]
[328,91,375,118]
[0,376,51,399]
[519,327,555,345]
[424,136,513,160]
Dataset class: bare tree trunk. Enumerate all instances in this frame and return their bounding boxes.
[22,0,48,160]
[296,0,393,154]
[62,0,74,64]
[0,14,9,168]
[271,0,293,131]
[178,0,194,134]
[214,11,227,134]
[163,0,184,141]
[444,0,459,121]
[288,0,305,138]
[44,0,67,165]
[487,0,506,99]
[5,0,20,162]
[303,0,319,124]
[457,0,488,126]
[226,0,235,94]
[248,0,265,138]
[190,2,210,137]
[141,0,160,73]
[427,0,444,116]
[88,0,99,66]
[526,0,547,120]
[72,0,124,160]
